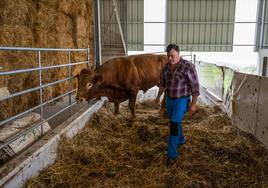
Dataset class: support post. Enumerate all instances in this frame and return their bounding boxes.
[94,0,102,67]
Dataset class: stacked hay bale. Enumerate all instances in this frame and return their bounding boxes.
[0,0,94,121]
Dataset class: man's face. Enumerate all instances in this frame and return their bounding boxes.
[167,49,180,64]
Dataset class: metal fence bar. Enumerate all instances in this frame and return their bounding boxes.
[113,0,127,54]
[143,43,260,47]
[38,51,44,134]
[0,46,87,52]
[0,61,88,76]
[0,77,74,102]
[259,0,266,49]
[0,46,89,159]
[0,101,77,150]
[87,48,91,68]
[103,21,268,24]
[0,89,77,127]
[68,51,72,114]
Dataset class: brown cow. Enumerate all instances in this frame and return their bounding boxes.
[76,54,167,117]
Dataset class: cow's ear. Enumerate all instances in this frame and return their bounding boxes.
[94,75,103,84]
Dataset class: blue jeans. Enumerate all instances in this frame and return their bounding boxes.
[166,95,190,160]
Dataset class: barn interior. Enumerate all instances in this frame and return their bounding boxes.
[0,0,268,187]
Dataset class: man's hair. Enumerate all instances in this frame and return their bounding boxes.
[165,44,180,53]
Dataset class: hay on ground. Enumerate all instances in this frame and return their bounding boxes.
[25,102,268,188]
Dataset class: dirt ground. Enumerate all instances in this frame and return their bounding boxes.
[25,101,268,188]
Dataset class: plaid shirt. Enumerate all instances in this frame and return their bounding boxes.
[160,58,200,98]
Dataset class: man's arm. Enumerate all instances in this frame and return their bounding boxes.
[155,65,166,106]
[187,64,200,115]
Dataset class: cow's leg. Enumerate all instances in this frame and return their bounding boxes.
[114,101,120,115]
[128,89,138,118]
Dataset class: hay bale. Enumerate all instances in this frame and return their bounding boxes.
[58,0,87,17]
[0,0,35,28]
[35,5,57,33]
[37,0,59,10]
[35,30,57,48]
[57,33,75,48]
[75,16,88,48]
[55,13,73,34]
[35,6,74,49]
[0,24,34,46]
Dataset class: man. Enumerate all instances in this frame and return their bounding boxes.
[155,44,200,166]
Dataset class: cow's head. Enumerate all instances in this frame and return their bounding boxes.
[76,68,103,102]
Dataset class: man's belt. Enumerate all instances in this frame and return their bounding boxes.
[168,95,189,100]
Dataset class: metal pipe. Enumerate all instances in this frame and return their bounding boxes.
[0,89,77,127]
[0,46,87,52]
[0,77,74,102]
[164,0,168,47]
[87,48,91,68]
[259,0,266,49]
[103,21,264,24]
[143,43,258,47]
[38,51,44,134]
[113,0,127,54]
[68,51,72,114]
[193,54,196,66]
[0,61,88,76]
[0,101,77,150]
[123,0,128,54]
[94,0,102,67]
[0,46,89,151]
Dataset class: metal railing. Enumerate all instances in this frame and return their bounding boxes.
[0,46,90,151]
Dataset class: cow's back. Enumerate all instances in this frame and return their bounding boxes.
[132,54,167,91]
[96,54,167,91]
[96,57,139,90]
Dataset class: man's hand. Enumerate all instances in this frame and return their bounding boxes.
[189,103,197,116]
[155,86,165,109]
[189,95,198,115]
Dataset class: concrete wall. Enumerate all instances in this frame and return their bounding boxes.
[232,72,268,147]
[196,61,268,148]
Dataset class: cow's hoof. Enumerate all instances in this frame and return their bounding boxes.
[127,118,135,127]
